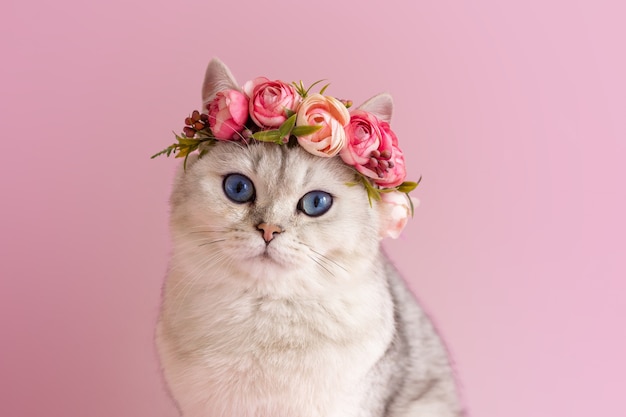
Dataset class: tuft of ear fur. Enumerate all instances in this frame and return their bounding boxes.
[202,58,240,109]
[357,93,394,123]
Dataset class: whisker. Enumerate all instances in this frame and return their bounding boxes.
[307,254,335,278]
[187,224,227,229]
[300,242,348,273]
[172,250,227,310]
[198,238,226,247]
[170,237,226,249]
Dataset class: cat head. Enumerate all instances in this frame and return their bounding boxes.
[159,59,418,284]
[169,141,384,290]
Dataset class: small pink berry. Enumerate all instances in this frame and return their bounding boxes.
[183,127,195,138]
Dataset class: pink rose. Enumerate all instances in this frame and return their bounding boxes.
[207,90,249,140]
[340,110,406,188]
[243,77,301,128]
[295,94,350,157]
[374,122,406,188]
[378,191,418,239]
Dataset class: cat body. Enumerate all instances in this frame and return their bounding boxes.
[155,60,462,417]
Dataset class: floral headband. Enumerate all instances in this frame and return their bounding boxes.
[152,61,420,236]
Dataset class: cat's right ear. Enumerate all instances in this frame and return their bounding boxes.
[202,58,240,109]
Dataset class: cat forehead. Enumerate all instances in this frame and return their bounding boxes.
[197,142,353,190]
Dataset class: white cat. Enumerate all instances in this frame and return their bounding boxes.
[155,59,463,417]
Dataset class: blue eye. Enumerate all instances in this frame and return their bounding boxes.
[223,174,255,203]
[299,191,333,217]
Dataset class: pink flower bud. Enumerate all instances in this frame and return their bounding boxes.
[243,77,301,128]
[207,90,249,140]
[340,110,406,188]
[295,94,350,157]
[378,191,418,239]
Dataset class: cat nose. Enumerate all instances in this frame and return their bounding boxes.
[256,222,283,243]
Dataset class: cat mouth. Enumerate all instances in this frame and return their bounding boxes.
[259,249,278,262]
[255,245,284,266]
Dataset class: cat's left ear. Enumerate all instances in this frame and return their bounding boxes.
[202,58,240,109]
[357,93,393,123]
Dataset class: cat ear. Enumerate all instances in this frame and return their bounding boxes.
[357,93,394,123]
[202,58,240,109]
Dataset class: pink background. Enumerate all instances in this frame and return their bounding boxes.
[1,0,624,416]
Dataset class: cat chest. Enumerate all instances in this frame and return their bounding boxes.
[159,280,394,416]
[167,344,371,417]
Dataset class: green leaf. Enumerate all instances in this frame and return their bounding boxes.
[396,176,422,193]
[396,182,417,193]
[183,151,193,171]
[319,83,331,95]
[176,137,202,146]
[367,186,382,202]
[358,175,381,205]
[284,108,296,118]
[344,171,386,207]
[291,124,323,137]
[150,145,176,159]
[252,130,283,143]
[407,193,415,217]
[174,145,193,159]
[292,80,307,97]
[278,114,297,138]
[305,79,326,96]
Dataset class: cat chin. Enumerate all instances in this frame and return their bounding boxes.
[231,244,333,286]
[242,251,286,271]
[237,250,303,279]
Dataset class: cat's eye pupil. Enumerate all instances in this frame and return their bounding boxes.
[299,191,332,217]
[223,174,255,204]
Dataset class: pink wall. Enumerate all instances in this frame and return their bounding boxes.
[1,1,624,416]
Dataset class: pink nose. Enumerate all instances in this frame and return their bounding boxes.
[257,222,283,243]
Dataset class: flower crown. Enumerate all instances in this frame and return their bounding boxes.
[152,61,420,210]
